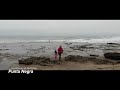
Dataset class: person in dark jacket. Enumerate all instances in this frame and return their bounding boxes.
[54,50,60,64]
[57,45,63,61]
[54,50,57,60]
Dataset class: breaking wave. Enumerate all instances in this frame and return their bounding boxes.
[0,36,120,43]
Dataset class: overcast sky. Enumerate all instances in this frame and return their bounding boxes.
[0,20,120,36]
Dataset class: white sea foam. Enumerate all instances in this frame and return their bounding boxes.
[67,36,120,43]
[0,36,120,43]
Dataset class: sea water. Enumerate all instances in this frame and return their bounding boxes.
[0,34,120,43]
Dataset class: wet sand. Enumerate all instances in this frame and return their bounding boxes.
[10,61,120,70]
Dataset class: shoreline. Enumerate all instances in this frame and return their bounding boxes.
[10,60,120,70]
[0,42,120,70]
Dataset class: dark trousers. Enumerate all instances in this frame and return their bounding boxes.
[58,53,61,61]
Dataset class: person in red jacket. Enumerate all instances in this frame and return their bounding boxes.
[57,45,63,61]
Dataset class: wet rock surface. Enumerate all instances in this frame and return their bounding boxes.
[104,52,120,60]
[18,56,51,66]
[89,54,99,57]
[64,55,120,64]
[107,43,119,45]
[0,49,9,50]
[64,43,72,45]
[70,45,86,50]
[65,55,84,62]
[70,44,94,51]
[64,55,97,63]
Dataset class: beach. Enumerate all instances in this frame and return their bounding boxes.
[0,40,120,70]
[1,20,120,70]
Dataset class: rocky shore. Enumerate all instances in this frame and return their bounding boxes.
[1,42,120,70]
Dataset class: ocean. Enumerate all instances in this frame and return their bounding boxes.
[0,35,120,43]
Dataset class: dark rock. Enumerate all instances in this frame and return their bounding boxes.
[115,61,120,64]
[80,46,87,48]
[0,49,9,50]
[18,58,33,65]
[70,46,84,50]
[18,59,26,64]
[87,47,94,49]
[64,55,85,62]
[104,52,120,60]
[104,49,113,50]
[64,55,117,64]
[18,56,51,65]
[107,43,118,45]
[94,59,112,64]
[88,57,96,59]
[70,44,94,51]
[90,55,99,57]
[25,61,33,65]
[65,54,120,64]
[64,43,72,45]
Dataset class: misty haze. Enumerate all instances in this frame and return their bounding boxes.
[0,20,120,36]
[1,20,120,70]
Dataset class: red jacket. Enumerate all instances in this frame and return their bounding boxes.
[58,46,63,54]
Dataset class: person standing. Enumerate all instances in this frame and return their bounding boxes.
[54,50,57,61]
[57,46,63,61]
